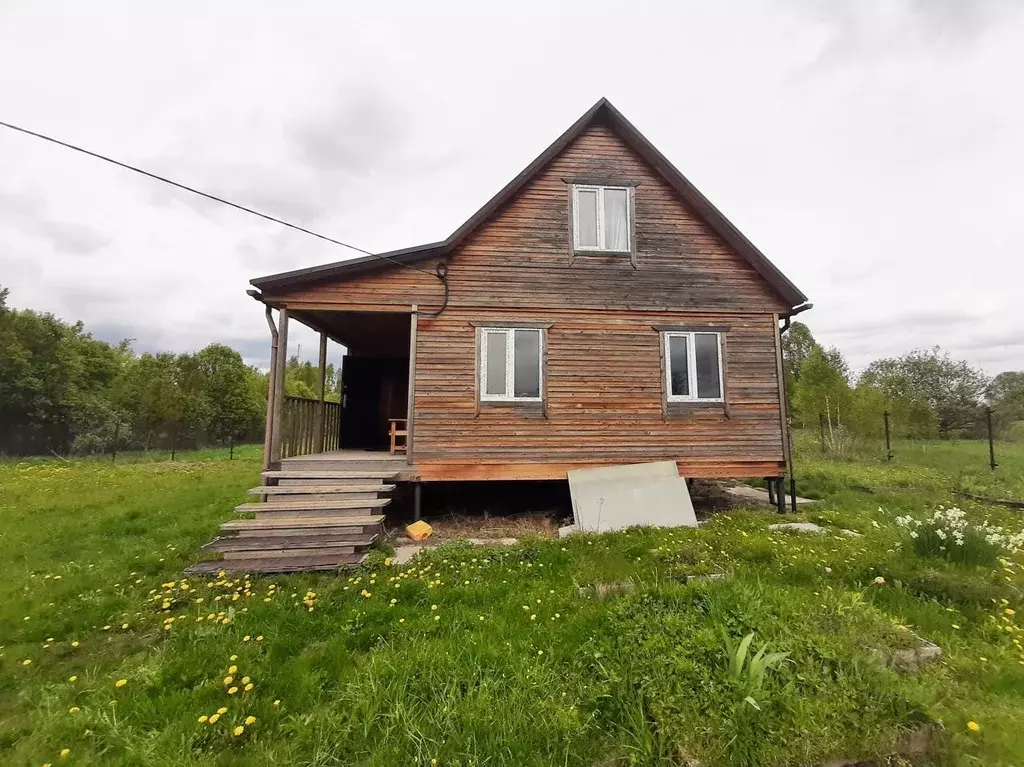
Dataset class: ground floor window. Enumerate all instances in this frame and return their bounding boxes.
[664,331,724,402]
[479,327,543,401]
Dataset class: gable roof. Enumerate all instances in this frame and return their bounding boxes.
[251,98,808,307]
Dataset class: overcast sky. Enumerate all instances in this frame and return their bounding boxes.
[1,0,1022,375]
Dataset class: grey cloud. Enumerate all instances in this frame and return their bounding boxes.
[289,89,407,176]
[815,308,984,339]
[0,190,112,254]
[145,163,329,225]
[286,87,463,179]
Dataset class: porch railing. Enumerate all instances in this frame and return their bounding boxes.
[281,396,341,458]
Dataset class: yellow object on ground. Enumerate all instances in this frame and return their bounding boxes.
[406,521,433,541]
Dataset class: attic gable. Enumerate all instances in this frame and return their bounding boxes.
[252,98,807,309]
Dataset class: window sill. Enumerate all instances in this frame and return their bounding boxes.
[665,401,729,418]
[572,249,633,257]
[480,399,543,406]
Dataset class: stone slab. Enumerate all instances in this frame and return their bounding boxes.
[768,521,827,534]
[568,461,697,533]
[392,545,423,565]
[726,485,816,505]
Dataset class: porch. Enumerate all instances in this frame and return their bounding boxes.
[185,303,424,575]
[264,305,419,470]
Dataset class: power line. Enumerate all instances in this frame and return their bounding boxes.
[0,119,437,276]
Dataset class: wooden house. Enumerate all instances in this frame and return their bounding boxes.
[189,98,810,574]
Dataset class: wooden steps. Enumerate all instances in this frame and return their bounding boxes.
[247,484,396,495]
[187,451,401,575]
[261,470,399,480]
[204,533,376,553]
[221,515,385,531]
[235,498,390,513]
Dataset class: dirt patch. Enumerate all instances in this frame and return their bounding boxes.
[387,512,558,542]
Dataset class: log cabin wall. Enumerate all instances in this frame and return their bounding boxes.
[266,118,790,480]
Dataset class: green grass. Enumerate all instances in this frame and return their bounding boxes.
[1,443,1023,765]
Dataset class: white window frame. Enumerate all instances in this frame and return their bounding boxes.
[663,331,725,403]
[479,327,544,402]
[572,184,631,253]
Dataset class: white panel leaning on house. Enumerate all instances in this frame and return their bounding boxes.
[567,461,698,533]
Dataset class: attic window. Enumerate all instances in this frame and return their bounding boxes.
[572,185,631,253]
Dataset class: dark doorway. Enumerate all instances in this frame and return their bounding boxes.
[340,356,409,450]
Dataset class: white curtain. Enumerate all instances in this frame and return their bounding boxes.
[604,188,629,251]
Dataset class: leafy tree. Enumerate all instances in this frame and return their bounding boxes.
[792,345,852,451]
[782,321,817,384]
[987,371,1024,439]
[859,347,988,438]
[195,344,264,447]
[284,355,341,401]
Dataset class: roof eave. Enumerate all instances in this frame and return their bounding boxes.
[250,241,446,292]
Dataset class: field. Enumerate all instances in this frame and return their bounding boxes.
[1,441,1022,766]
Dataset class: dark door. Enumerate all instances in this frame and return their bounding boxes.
[340,356,409,450]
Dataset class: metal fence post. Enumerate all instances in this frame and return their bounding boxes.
[171,425,176,462]
[987,408,997,470]
[883,411,892,461]
[229,436,234,460]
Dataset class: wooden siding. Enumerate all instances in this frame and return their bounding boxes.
[264,118,788,479]
[409,307,783,479]
[267,120,790,315]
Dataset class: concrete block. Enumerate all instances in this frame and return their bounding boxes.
[568,461,697,533]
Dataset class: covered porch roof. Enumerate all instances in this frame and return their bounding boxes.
[285,308,412,357]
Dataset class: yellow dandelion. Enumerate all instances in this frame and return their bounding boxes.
[115,679,127,688]
[434,615,440,621]
[228,686,238,695]
[228,665,237,674]
[244,683,253,691]
[233,725,245,736]
[69,675,77,682]
[243,635,251,642]
[530,614,537,620]
[69,706,80,713]
[273,699,281,707]
[60,748,70,758]
[71,641,79,648]
[967,721,981,732]
[241,676,250,684]
[1007,609,1016,616]
[21,659,31,666]
[952,624,961,629]
[224,676,233,685]
[431,604,438,611]
[230,655,238,661]
[198,715,208,723]
[245,715,256,725]
[208,713,220,724]
[256,635,263,641]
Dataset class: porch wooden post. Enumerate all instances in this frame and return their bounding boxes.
[314,331,327,453]
[261,306,279,474]
[406,305,418,465]
[269,307,289,466]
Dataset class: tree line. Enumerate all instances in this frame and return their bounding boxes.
[0,287,340,457]
[783,321,1024,453]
